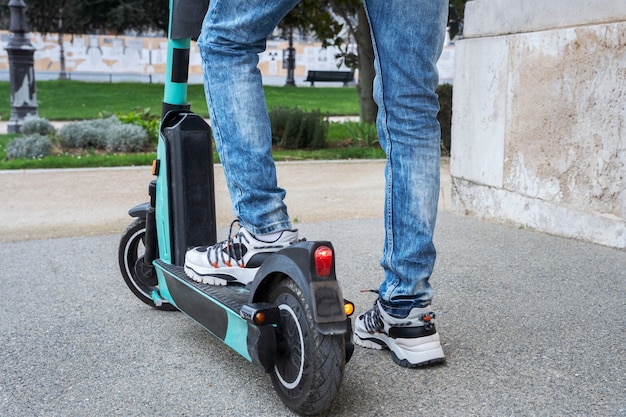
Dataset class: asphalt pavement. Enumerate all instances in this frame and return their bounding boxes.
[0,162,624,416]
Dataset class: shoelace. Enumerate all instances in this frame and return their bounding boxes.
[361,304,385,333]
[359,290,385,333]
[206,220,249,268]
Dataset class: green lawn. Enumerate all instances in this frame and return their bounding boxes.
[0,81,382,170]
[0,81,360,121]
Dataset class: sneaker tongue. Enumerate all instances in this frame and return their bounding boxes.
[224,243,247,261]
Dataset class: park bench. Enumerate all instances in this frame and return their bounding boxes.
[305,70,355,87]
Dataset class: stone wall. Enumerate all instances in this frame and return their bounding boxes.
[0,31,457,85]
[450,0,626,248]
[0,32,353,83]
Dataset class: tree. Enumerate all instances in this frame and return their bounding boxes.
[15,0,168,35]
[0,2,9,29]
[2,0,83,79]
[448,0,466,40]
[280,0,377,122]
[277,1,336,87]
[90,0,168,35]
[281,0,469,123]
[0,0,168,78]
[326,1,377,123]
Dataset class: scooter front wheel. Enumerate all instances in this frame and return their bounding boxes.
[268,278,345,416]
[118,218,177,311]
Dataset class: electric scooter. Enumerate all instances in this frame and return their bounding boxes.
[117,1,354,415]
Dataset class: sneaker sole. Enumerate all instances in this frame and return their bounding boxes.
[353,332,445,368]
[184,265,258,286]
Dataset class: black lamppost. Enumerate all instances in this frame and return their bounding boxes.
[5,0,38,133]
[285,26,296,87]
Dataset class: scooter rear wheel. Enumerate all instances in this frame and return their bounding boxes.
[118,218,177,311]
[268,278,345,416]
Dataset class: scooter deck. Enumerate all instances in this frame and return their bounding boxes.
[153,259,273,367]
[155,259,249,312]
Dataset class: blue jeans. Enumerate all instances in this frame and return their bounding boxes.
[198,0,300,236]
[197,0,448,316]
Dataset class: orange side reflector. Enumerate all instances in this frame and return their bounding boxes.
[254,311,266,325]
[344,301,355,317]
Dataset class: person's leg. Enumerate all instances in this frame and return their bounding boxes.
[367,0,447,315]
[354,0,448,367]
[185,0,300,286]
[198,0,300,236]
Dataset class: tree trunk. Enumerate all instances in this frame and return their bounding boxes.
[356,5,377,123]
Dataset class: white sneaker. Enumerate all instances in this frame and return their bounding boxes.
[184,221,298,286]
[354,299,445,368]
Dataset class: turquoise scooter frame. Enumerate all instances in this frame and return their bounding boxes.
[117,1,354,415]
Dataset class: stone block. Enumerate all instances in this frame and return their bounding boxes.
[451,6,626,249]
[465,0,626,38]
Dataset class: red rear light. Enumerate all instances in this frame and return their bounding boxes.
[314,246,333,277]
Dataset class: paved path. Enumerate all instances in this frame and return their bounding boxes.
[0,161,624,416]
[0,160,453,242]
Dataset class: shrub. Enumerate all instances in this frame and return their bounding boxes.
[436,83,453,156]
[269,106,293,141]
[105,123,150,152]
[58,116,120,149]
[21,116,56,136]
[6,134,53,159]
[269,106,328,149]
[301,109,327,149]
[344,121,378,147]
[109,108,160,146]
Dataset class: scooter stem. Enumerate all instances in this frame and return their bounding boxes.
[162,0,208,116]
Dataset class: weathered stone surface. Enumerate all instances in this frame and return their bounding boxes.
[504,23,626,219]
[451,0,626,248]
[464,0,626,38]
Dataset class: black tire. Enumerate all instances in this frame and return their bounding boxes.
[118,218,177,311]
[268,278,345,416]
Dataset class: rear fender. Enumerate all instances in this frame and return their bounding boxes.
[248,241,348,335]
